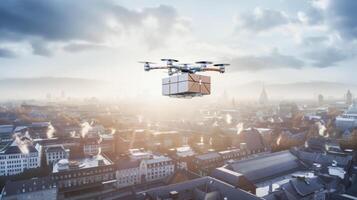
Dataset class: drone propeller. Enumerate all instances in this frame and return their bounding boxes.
[179,63,193,67]
[161,59,179,62]
[139,61,156,64]
[195,61,213,65]
[213,63,230,66]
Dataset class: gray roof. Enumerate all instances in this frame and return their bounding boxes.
[296,150,352,167]
[211,167,244,187]
[3,177,57,196]
[263,176,325,200]
[117,160,140,170]
[226,150,303,183]
[289,177,324,196]
[45,145,66,153]
[0,125,14,134]
[195,152,221,161]
[4,145,38,154]
[137,176,263,200]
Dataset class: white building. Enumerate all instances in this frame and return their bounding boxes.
[116,160,141,188]
[0,140,40,176]
[336,103,357,131]
[45,145,69,165]
[116,154,175,189]
[142,155,175,182]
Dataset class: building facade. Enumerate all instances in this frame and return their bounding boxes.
[116,155,175,189]
[0,142,40,176]
[45,145,69,165]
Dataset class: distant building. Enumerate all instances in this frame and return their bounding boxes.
[232,128,267,154]
[45,145,69,165]
[28,122,53,139]
[336,103,357,131]
[318,94,324,106]
[190,152,223,176]
[218,148,242,162]
[278,101,299,118]
[346,90,353,105]
[189,145,264,177]
[259,87,269,105]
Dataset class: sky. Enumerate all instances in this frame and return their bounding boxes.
[0,0,357,98]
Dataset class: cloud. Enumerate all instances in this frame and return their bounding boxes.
[304,47,350,67]
[0,48,16,58]
[236,7,293,32]
[0,0,189,55]
[230,50,305,71]
[63,43,107,52]
[303,0,357,40]
[302,36,329,47]
[31,41,52,56]
[326,0,357,39]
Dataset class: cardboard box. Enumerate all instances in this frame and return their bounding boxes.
[162,73,211,97]
[162,84,170,95]
[162,77,170,85]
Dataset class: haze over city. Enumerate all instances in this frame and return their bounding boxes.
[0,1,357,200]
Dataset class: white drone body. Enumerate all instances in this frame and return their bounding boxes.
[140,59,229,98]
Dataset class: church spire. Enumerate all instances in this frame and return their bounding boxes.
[259,86,269,105]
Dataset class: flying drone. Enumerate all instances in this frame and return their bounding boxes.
[139,59,229,98]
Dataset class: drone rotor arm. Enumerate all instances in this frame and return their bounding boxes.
[149,67,169,70]
[201,68,222,73]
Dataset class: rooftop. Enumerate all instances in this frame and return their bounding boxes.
[53,154,112,173]
[45,145,66,153]
[0,125,14,134]
[117,160,140,170]
[264,176,326,200]
[2,177,57,197]
[195,152,221,161]
[226,150,303,183]
[137,176,263,200]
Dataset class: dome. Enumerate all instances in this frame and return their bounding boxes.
[57,159,69,166]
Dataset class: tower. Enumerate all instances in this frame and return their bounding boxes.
[259,87,269,105]
[318,94,324,106]
[346,90,353,105]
